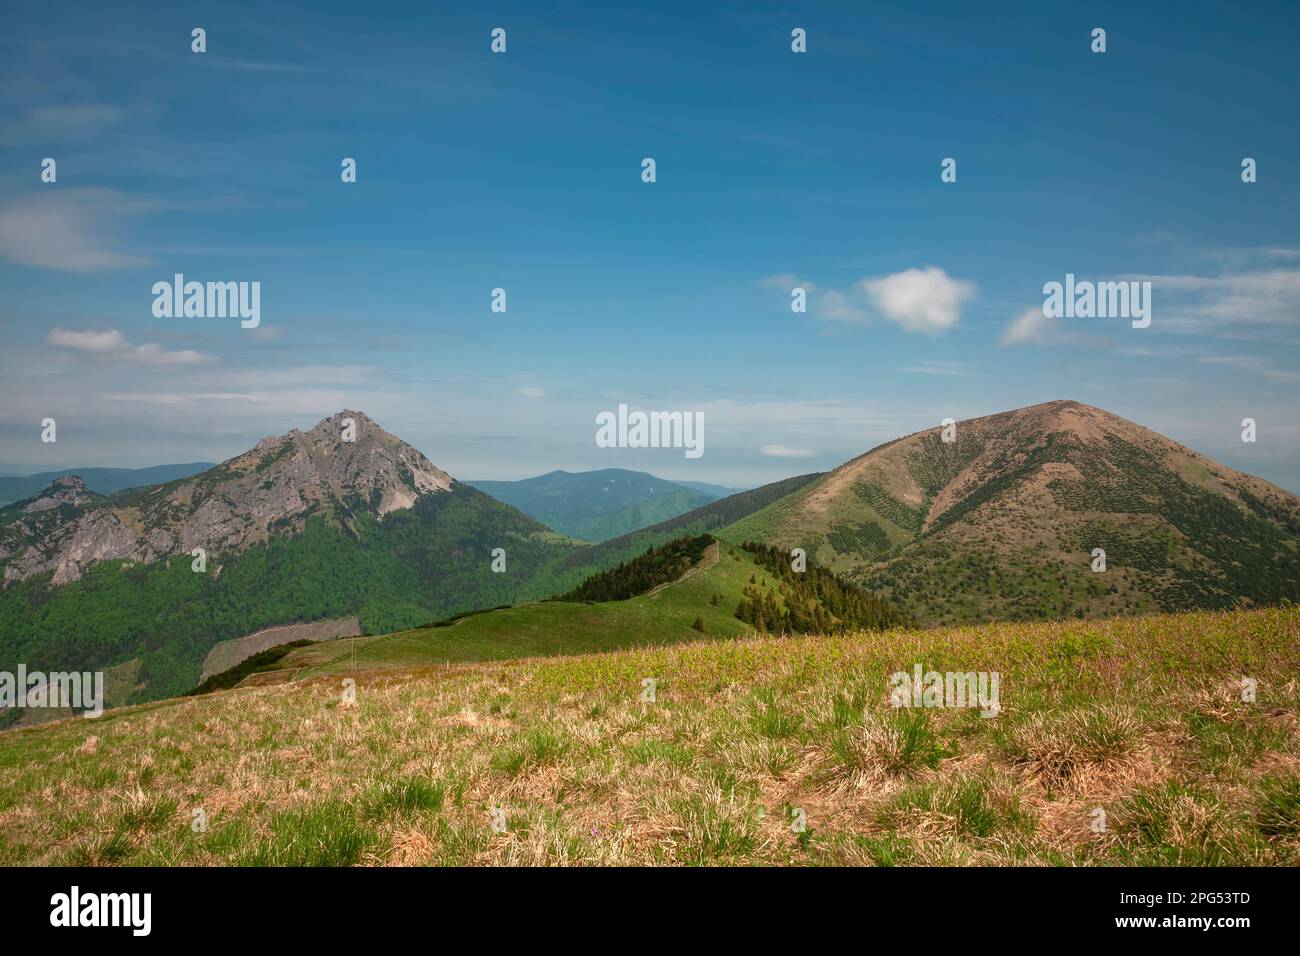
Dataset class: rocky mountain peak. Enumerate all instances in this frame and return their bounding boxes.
[2,411,454,586]
[20,475,94,514]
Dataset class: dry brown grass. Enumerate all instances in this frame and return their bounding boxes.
[0,606,1297,866]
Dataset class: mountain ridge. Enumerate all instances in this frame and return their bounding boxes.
[0,463,215,506]
[466,468,725,542]
[0,411,582,708]
[4,400,1297,712]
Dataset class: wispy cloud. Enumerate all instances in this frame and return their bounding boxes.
[47,327,216,366]
[0,188,154,271]
[1002,259,1300,346]
[1001,307,1060,347]
[1197,355,1300,383]
[197,57,323,75]
[900,360,973,376]
[1000,306,1113,349]
[759,444,814,458]
[1135,269,1300,333]
[1203,245,1300,266]
[818,288,871,324]
[760,273,814,292]
[0,103,127,145]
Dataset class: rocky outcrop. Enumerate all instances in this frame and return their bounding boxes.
[21,475,95,514]
[0,411,453,587]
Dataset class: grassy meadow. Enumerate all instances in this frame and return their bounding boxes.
[271,541,763,680]
[0,605,1297,866]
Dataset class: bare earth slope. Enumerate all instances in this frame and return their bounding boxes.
[199,616,363,682]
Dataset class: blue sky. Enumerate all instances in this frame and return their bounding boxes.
[2,1,1298,491]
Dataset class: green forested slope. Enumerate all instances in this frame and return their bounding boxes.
[0,483,584,708]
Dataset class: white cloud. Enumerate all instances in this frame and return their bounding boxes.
[859,267,975,335]
[759,444,814,458]
[767,266,975,333]
[47,327,215,366]
[518,386,545,398]
[47,328,127,352]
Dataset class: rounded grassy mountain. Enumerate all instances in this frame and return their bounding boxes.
[719,400,1300,625]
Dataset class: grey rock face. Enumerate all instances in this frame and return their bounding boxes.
[21,475,94,514]
[0,410,452,587]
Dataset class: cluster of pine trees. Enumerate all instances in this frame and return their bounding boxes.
[559,535,714,603]
[734,541,906,634]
